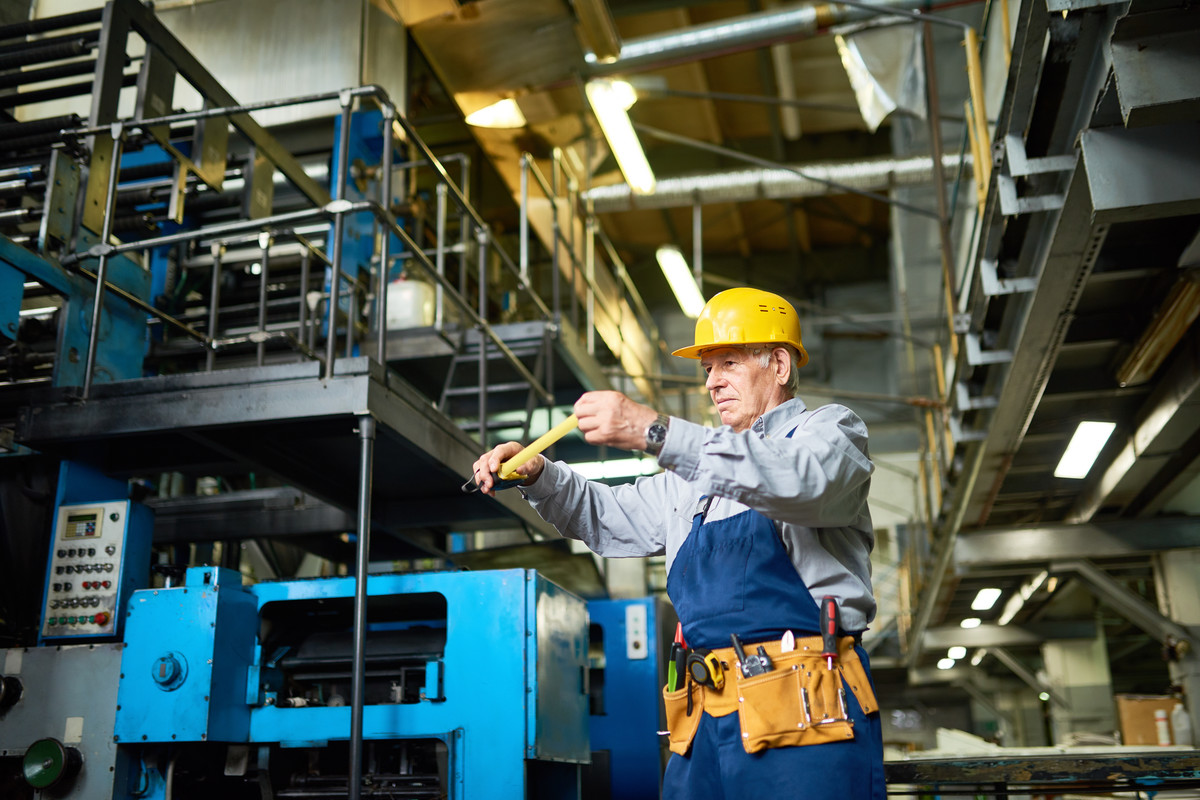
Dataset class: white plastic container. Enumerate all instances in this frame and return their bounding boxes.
[1155,709,1172,745]
[385,278,436,330]
[1171,703,1193,747]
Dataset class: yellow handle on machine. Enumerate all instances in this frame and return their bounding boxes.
[498,414,579,480]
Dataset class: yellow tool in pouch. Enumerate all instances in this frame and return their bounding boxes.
[686,650,724,690]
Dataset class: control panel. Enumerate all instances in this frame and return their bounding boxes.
[40,500,151,642]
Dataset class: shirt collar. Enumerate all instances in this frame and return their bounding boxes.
[753,396,808,437]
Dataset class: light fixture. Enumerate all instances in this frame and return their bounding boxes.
[936,657,955,670]
[465,98,527,129]
[570,458,662,480]
[947,646,967,660]
[655,246,705,317]
[585,78,656,194]
[1039,692,1050,702]
[1115,270,1200,387]
[996,570,1048,626]
[960,617,982,629]
[971,587,1002,611]
[970,648,987,666]
[1054,421,1116,479]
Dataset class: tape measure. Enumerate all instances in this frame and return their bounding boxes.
[686,650,724,690]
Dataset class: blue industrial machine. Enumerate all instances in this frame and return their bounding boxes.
[0,2,662,798]
[587,598,671,800]
[108,566,589,798]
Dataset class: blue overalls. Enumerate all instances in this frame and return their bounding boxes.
[662,496,886,800]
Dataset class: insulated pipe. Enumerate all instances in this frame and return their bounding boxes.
[588,0,939,75]
[584,153,969,211]
[0,8,102,40]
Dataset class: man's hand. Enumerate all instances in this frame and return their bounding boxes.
[470,442,545,496]
[574,391,660,452]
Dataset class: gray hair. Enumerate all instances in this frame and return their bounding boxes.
[747,344,803,398]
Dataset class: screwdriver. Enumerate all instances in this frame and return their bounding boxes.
[820,595,841,671]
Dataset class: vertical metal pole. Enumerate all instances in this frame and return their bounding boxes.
[435,182,447,331]
[206,243,224,372]
[923,21,961,365]
[477,227,489,445]
[346,280,357,359]
[692,203,703,288]
[325,92,354,379]
[550,153,562,322]
[568,176,579,332]
[376,104,395,365]
[519,154,529,283]
[297,248,310,344]
[82,122,124,400]
[347,413,376,800]
[585,216,595,356]
[458,157,471,299]
[256,232,271,367]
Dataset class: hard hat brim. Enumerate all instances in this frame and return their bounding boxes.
[671,341,809,367]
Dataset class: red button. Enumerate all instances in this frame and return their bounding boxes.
[81,581,91,589]
[93,612,109,626]
[102,580,111,589]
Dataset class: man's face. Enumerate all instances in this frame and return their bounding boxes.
[700,346,786,432]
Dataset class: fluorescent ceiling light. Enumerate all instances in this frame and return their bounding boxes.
[936,657,955,670]
[971,587,1002,611]
[656,246,706,318]
[1038,692,1050,702]
[465,98,527,129]
[570,458,662,480]
[996,570,1047,626]
[970,648,987,666]
[1054,420,1116,479]
[585,79,656,195]
[947,646,967,660]
[960,617,981,629]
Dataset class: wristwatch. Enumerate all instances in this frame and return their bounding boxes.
[644,414,670,456]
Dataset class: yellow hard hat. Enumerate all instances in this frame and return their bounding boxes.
[671,287,808,366]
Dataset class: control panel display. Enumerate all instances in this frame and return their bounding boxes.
[42,502,128,639]
[63,512,100,539]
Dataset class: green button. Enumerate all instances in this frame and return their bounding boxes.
[67,616,76,624]
[47,617,57,626]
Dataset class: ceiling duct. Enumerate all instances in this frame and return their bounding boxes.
[583,152,969,211]
[589,0,939,75]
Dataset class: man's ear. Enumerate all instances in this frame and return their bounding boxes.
[772,347,790,385]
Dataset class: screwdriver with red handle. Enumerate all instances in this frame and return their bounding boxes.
[820,595,841,671]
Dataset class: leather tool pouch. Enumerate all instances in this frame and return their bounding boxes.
[662,682,703,755]
[735,646,878,754]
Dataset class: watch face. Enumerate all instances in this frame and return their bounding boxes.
[647,421,667,446]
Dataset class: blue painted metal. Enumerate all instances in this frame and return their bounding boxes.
[115,566,258,742]
[0,232,150,386]
[113,568,589,798]
[0,261,22,341]
[588,598,665,800]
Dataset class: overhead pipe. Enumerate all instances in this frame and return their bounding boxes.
[588,0,947,75]
[583,153,969,211]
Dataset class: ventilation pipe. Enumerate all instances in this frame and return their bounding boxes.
[588,0,944,75]
[583,152,969,211]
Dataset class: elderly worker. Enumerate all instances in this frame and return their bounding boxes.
[471,287,883,799]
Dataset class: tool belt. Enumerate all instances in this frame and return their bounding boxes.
[662,633,878,756]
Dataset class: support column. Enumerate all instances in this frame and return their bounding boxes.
[1040,629,1115,743]
[1153,548,1200,742]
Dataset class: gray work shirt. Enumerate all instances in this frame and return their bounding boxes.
[522,397,877,632]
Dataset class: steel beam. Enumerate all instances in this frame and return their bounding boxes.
[990,647,1069,707]
[1081,123,1200,223]
[1109,8,1200,128]
[955,517,1200,567]
[1051,558,1195,647]
[925,622,1097,649]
